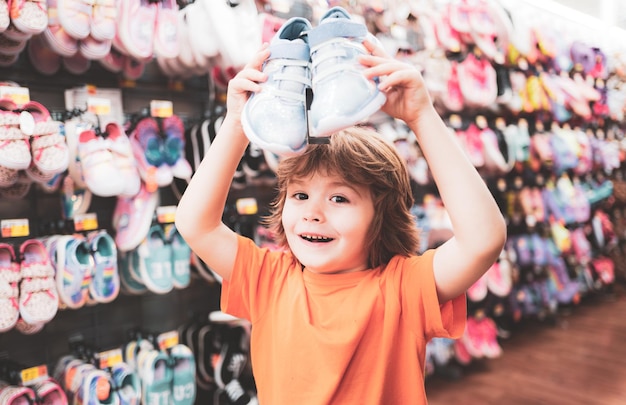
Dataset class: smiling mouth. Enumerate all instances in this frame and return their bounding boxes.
[300,234,334,243]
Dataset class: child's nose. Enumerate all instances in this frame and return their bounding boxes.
[303,203,323,222]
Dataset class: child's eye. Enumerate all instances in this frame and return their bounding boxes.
[293,192,308,200]
[330,195,348,203]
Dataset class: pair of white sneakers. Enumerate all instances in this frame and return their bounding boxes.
[241,6,387,156]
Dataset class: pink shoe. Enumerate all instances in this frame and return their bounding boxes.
[27,33,61,75]
[162,115,191,180]
[442,60,464,112]
[62,51,91,74]
[0,242,20,332]
[105,121,141,197]
[79,34,111,60]
[460,316,483,358]
[486,255,513,297]
[0,32,27,55]
[0,384,36,404]
[477,317,502,358]
[0,99,31,170]
[116,0,157,59]
[467,272,488,302]
[18,238,59,325]
[123,56,146,81]
[0,0,9,33]
[77,129,125,196]
[10,0,48,35]
[153,0,178,58]
[32,379,68,405]
[91,0,117,41]
[129,117,172,191]
[22,101,69,176]
[57,0,91,39]
[99,45,125,72]
[113,183,159,252]
[41,8,79,58]
[448,0,472,34]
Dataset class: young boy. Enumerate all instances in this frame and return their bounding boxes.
[176,36,507,403]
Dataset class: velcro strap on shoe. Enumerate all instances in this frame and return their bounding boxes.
[21,262,55,278]
[0,127,26,140]
[308,20,367,48]
[32,120,60,136]
[31,133,64,150]
[20,276,56,293]
[0,266,21,283]
[0,112,20,127]
[269,42,310,62]
[0,281,17,298]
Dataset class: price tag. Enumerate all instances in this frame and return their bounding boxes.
[236,198,258,215]
[156,205,177,224]
[20,365,48,386]
[1,218,29,238]
[97,348,124,369]
[150,100,173,118]
[87,97,111,116]
[0,86,30,106]
[74,213,98,232]
[157,330,179,351]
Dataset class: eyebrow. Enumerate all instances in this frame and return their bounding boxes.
[288,178,367,198]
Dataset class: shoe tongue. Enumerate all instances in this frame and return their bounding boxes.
[268,38,310,98]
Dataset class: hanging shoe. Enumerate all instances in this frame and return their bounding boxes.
[241,16,312,156]
[308,6,385,138]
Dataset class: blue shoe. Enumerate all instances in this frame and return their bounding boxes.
[137,225,174,294]
[87,230,120,303]
[241,17,312,156]
[308,6,386,138]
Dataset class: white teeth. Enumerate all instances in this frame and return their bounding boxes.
[301,234,332,242]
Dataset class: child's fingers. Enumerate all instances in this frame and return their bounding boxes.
[244,43,271,70]
[362,37,387,57]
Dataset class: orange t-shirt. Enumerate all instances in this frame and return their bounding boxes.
[221,234,466,404]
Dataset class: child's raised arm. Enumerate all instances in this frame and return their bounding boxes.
[175,45,271,282]
[360,41,507,303]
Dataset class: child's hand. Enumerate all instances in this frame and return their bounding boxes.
[359,39,432,127]
[225,43,270,124]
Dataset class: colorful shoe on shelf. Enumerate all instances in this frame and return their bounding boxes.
[55,234,92,310]
[105,121,141,197]
[32,378,68,405]
[138,349,173,405]
[0,242,20,332]
[241,16,312,156]
[113,182,159,252]
[308,6,386,138]
[170,344,196,405]
[110,361,142,405]
[0,382,36,404]
[161,115,191,180]
[87,229,120,304]
[129,117,173,191]
[115,0,157,59]
[91,0,118,41]
[137,224,173,295]
[118,250,148,295]
[166,225,191,289]
[18,238,59,324]
[77,129,126,197]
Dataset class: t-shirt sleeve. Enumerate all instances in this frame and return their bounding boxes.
[400,249,467,341]
[221,234,294,323]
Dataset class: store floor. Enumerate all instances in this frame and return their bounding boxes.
[425,286,626,405]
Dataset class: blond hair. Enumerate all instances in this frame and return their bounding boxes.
[265,126,420,268]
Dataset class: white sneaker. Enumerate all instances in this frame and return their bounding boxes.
[308,7,386,138]
[241,17,312,156]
